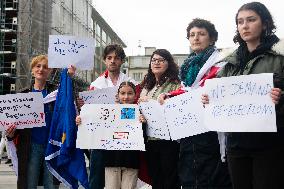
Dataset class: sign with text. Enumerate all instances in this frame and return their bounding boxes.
[79,87,117,104]
[76,104,145,150]
[48,35,95,70]
[164,88,208,140]
[203,73,276,132]
[139,100,171,140]
[0,92,45,131]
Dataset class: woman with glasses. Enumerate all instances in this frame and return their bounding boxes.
[159,18,232,189]
[139,49,181,189]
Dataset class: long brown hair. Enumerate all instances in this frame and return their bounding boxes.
[141,49,180,91]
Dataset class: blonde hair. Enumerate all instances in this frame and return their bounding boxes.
[30,55,48,69]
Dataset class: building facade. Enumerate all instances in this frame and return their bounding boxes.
[91,8,126,79]
[0,0,18,94]
[0,0,125,94]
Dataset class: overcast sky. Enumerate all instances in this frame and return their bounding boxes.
[92,0,283,56]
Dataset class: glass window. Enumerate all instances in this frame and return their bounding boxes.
[133,73,143,81]
[102,30,107,43]
[96,24,101,37]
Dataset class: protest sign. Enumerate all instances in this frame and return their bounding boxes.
[0,92,45,130]
[79,87,117,104]
[48,35,95,70]
[76,104,145,150]
[203,73,276,132]
[164,88,208,140]
[139,100,171,140]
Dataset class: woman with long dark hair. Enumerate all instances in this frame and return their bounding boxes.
[139,49,181,189]
[203,2,284,188]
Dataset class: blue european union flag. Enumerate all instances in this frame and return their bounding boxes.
[45,69,89,189]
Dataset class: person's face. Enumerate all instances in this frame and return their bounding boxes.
[118,85,136,104]
[237,10,264,45]
[32,60,51,82]
[104,51,123,73]
[188,27,211,54]
[150,54,169,79]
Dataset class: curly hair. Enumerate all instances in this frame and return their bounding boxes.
[103,44,126,62]
[186,18,218,45]
[141,49,180,91]
[233,2,276,44]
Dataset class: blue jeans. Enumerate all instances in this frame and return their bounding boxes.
[89,149,105,189]
[27,142,58,189]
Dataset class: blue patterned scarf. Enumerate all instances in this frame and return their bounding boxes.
[180,46,215,87]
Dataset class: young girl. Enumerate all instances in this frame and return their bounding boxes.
[76,81,145,189]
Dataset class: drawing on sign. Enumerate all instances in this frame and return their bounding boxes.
[113,132,129,139]
[99,108,115,122]
[53,38,88,55]
[77,104,145,150]
[121,108,135,119]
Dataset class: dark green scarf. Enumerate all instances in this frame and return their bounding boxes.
[180,46,215,87]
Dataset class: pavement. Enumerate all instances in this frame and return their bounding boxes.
[0,159,151,189]
[0,159,17,189]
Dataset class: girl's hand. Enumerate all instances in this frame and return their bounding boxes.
[201,94,209,105]
[158,93,169,105]
[270,88,281,104]
[76,116,82,126]
[67,65,76,77]
[138,96,149,103]
[139,114,147,123]
[6,125,16,138]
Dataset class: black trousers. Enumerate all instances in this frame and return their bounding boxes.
[146,140,180,189]
[227,148,284,189]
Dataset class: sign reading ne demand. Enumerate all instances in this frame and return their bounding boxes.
[0,92,45,131]
[204,73,276,132]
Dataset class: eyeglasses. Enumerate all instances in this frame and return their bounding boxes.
[151,58,166,64]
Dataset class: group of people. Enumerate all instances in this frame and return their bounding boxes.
[3,1,284,189]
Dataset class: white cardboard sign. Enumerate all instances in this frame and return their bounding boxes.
[164,88,208,140]
[79,87,117,104]
[48,35,95,70]
[203,73,276,132]
[76,104,145,150]
[0,92,45,131]
[139,100,171,140]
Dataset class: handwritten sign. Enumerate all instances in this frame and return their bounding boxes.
[164,88,208,140]
[76,104,145,150]
[0,92,45,131]
[139,100,171,140]
[48,35,95,70]
[203,73,276,132]
[79,87,117,104]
